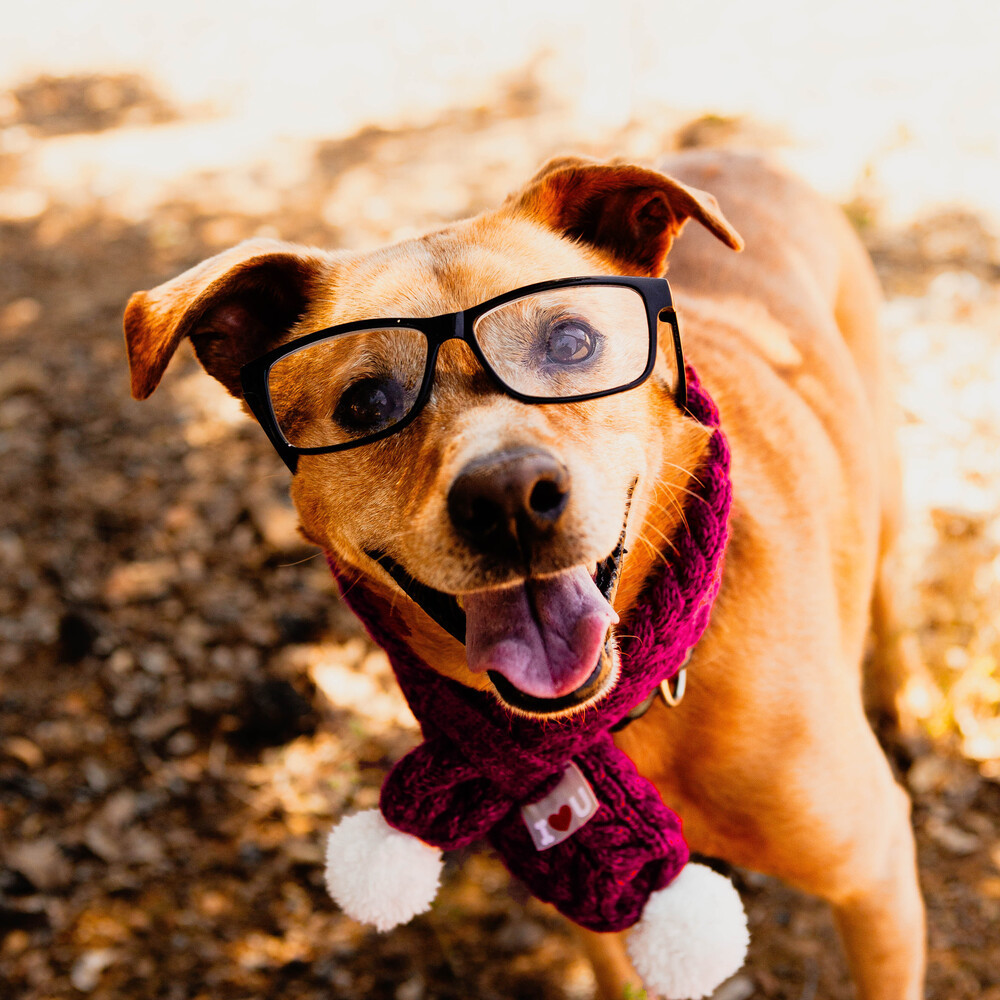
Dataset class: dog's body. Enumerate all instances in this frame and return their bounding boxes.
[125,150,924,998]
[592,152,925,999]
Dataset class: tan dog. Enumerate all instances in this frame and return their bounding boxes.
[124,150,925,999]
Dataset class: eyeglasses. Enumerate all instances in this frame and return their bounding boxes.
[240,275,684,473]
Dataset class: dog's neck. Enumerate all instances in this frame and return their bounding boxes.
[326,364,731,736]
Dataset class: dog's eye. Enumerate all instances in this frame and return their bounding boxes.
[334,377,408,432]
[545,321,597,365]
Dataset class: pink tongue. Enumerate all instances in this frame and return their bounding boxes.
[464,566,619,699]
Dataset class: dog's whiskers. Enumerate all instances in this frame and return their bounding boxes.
[643,492,691,541]
[638,526,678,560]
[647,489,691,537]
[663,478,708,507]
[276,551,324,568]
[659,459,705,489]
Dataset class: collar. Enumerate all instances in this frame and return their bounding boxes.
[610,649,691,732]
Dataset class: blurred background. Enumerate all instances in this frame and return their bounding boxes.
[1,1,998,998]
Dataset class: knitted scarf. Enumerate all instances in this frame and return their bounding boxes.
[326,368,731,933]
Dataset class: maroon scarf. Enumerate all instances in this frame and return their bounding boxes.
[327,368,731,932]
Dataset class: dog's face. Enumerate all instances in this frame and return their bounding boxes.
[125,157,741,717]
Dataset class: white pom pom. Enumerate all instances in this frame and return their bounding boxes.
[325,810,443,932]
[626,863,749,1000]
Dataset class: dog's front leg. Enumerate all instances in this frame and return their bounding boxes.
[736,744,923,999]
[621,692,925,999]
[826,776,926,1000]
[571,924,643,1000]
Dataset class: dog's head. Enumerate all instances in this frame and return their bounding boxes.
[125,157,741,717]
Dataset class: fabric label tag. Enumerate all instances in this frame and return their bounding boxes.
[520,761,600,851]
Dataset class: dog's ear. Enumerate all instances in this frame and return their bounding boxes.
[511,159,743,275]
[124,239,331,400]
[525,154,600,183]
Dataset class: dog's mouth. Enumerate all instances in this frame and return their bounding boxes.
[366,499,630,717]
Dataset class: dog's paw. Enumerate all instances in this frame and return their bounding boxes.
[324,810,443,932]
[626,863,749,1000]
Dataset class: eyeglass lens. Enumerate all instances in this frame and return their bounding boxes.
[265,285,656,450]
[472,285,649,399]
[267,327,428,448]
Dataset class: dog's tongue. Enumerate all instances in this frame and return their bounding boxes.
[464,566,618,699]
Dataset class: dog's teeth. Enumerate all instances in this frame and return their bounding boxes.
[455,595,465,610]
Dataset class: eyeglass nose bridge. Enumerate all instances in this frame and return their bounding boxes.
[418,307,516,405]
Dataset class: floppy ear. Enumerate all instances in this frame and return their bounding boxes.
[124,239,332,400]
[511,157,743,275]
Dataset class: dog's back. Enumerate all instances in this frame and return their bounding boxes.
[610,150,925,1000]
[665,150,895,658]
[663,150,914,717]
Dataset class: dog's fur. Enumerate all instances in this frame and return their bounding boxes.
[124,150,925,999]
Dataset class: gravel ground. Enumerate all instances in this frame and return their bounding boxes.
[1,74,999,1000]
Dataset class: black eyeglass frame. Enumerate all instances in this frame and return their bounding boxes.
[240,275,685,473]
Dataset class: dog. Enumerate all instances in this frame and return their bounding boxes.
[124,150,925,999]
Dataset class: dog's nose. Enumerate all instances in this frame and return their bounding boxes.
[448,448,570,554]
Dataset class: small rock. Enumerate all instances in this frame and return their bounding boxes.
[104,559,177,605]
[249,494,305,552]
[329,967,353,991]
[495,916,546,953]
[111,686,142,719]
[83,759,113,794]
[138,644,174,676]
[98,790,139,830]
[284,838,323,865]
[70,948,117,992]
[166,730,197,756]
[1,735,44,769]
[132,707,187,742]
[187,679,238,712]
[2,928,31,956]
[963,810,996,838]
[395,974,425,1000]
[0,531,26,567]
[907,755,951,795]
[33,719,80,755]
[925,815,981,855]
[907,754,980,800]
[713,974,756,1000]
[124,829,166,866]
[84,824,123,863]
[5,838,73,892]
[0,358,46,398]
[106,648,135,674]
[0,297,41,332]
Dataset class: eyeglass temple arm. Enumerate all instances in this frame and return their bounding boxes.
[658,306,687,411]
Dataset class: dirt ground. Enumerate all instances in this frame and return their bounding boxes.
[1,75,999,1000]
